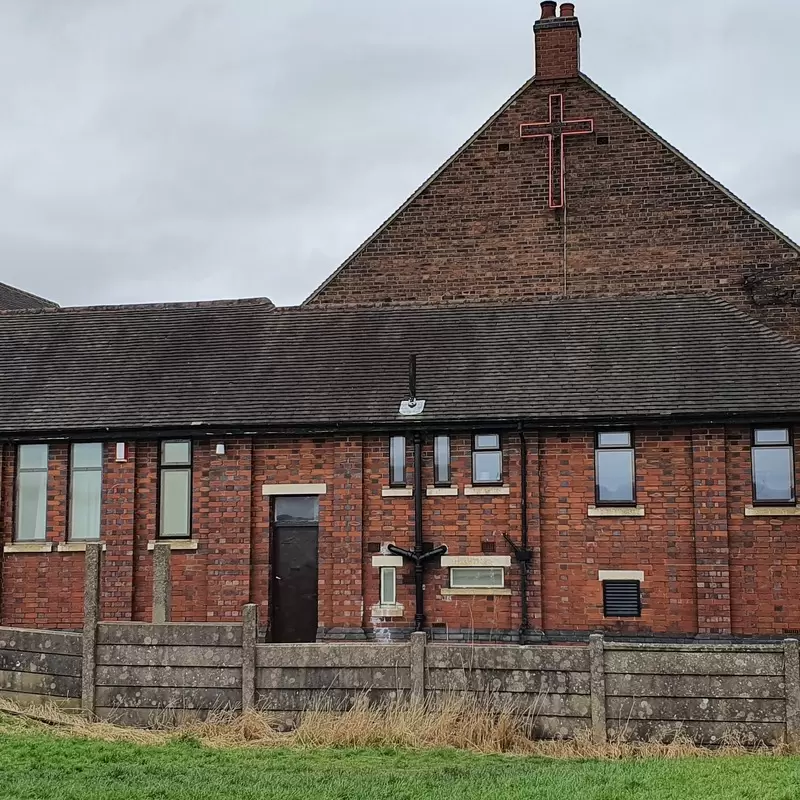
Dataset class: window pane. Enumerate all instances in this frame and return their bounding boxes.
[72,442,103,469]
[473,450,502,484]
[380,567,396,605]
[598,432,631,448]
[159,469,191,537]
[161,440,191,466]
[450,567,504,588]
[434,436,450,485]
[70,470,102,540]
[753,447,795,502]
[596,449,635,503]
[274,496,319,524]
[755,428,790,446]
[390,436,406,486]
[474,434,500,450]
[19,444,48,470]
[17,470,48,541]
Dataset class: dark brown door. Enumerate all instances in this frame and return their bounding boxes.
[271,497,319,643]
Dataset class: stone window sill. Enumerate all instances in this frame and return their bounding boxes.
[3,542,53,554]
[588,505,646,518]
[464,485,510,497]
[370,604,405,618]
[441,587,512,597]
[745,505,800,517]
[57,542,107,553]
[382,487,413,498]
[426,486,459,497]
[147,540,199,551]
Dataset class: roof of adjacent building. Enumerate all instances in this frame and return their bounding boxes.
[0,282,57,311]
[0,293,797,434]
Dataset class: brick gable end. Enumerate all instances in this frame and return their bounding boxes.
[306,76,800,342]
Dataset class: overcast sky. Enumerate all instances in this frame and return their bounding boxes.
[0,0,798,308]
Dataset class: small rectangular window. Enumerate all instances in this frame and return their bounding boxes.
[595,431,635,505]
[159,440,192,538]
[752,427,795,504]
[603,580,641,617]
[69,443,103,540]
[274,496,319,525]
[16,444,48,542]
[380,567,396,605]
[434,435,451,486]
[472,434,502,485]
[389,436,406,487]
[450,567,505,589]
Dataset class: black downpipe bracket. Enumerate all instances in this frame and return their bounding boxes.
[388,432,447,633]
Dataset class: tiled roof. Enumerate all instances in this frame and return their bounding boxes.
[0,282,57,310]
[0,294,797,434]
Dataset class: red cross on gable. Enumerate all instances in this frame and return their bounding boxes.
[520,94,594,209]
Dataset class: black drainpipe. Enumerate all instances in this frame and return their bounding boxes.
[519,427,530,644]
[388,431,447,634]
[413,433,425,632]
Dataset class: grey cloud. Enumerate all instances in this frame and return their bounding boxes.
[0,0,797,308]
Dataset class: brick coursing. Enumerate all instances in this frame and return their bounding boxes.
[1,429,796,640]
[306,76,800,343]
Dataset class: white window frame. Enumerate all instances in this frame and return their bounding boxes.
[449,566,505,590]
[380,567,397,605]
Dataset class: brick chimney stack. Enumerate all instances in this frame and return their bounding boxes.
[534,1,581,80]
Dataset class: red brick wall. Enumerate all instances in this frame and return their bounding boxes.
[729,425,800,637]
[1,429,798,639]
[306,76,800,343]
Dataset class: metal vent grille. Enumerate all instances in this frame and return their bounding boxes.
[603,581,641,618]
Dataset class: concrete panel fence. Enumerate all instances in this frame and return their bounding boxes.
[0,547,799,744]
[2,613,800,744]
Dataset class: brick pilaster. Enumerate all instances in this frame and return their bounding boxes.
[205,438,253,621]
[692,427,732,636]
[323,435,365,638]
[101,441,136,621]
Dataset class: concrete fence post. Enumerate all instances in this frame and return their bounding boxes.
[784,638,800,747]
[589,633,607,745]
[81,543,102,718]
[152,544,171,624]
[242,604,258,713]
[410,631,426,703]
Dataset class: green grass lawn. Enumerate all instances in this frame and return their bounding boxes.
[1,730,800,800]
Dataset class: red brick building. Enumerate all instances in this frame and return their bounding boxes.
[0,3,798,643]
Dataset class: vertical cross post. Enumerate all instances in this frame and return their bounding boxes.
[520,93,594,209]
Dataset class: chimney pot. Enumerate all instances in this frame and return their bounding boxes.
[559,3,576,16]
[540,1,557,19]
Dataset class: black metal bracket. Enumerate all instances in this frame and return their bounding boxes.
[502,533,533,563]
[387,544,448,564]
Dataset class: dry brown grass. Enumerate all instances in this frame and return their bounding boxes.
[0,694,788,760]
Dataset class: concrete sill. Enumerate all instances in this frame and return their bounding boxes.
[441,588,512,597]
[147,540,199,551]
[57,542,107,553]
[370,604,405,619]
[426,486,459,497]
[382,487,413,498]
[745,505,800,517]
[464,485,510,497]
[3,543,53,554]
[588,505,645,518]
